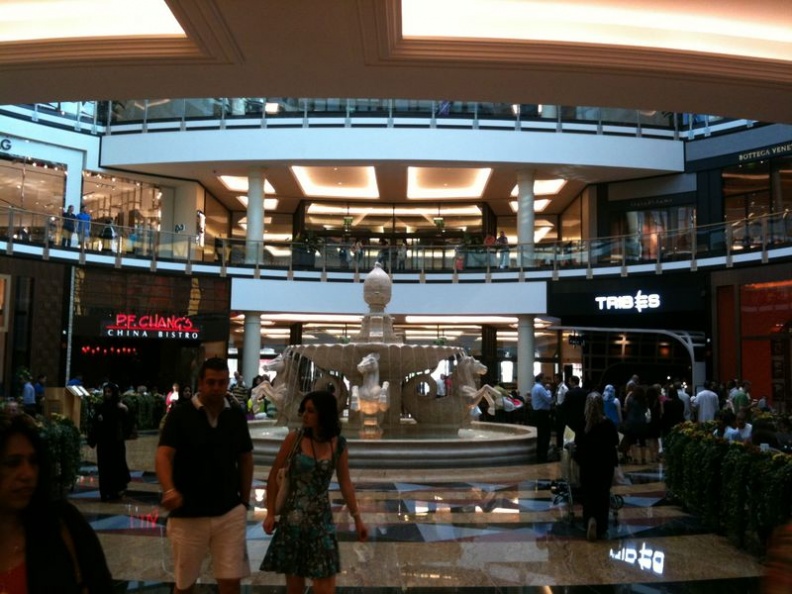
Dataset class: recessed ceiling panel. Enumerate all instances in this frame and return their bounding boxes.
[407,166,492,199]
[1,0,185,42]
[292,166,379,199]
[401,0,792,62]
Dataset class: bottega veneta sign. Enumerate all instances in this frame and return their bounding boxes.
[103,313,201,339]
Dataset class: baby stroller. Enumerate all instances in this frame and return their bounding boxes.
[550,429,624,527]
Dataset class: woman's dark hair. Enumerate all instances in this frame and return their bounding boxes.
[666,384,679,401]
[0,412,52,515]
[299,390,341,439]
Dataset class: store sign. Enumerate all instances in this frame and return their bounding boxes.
[594,290,661,313]
[0,138,11,152]
[103,313,201,339]
[738,141,792,162]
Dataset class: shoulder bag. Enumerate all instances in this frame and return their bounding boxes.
[274,429,303,515]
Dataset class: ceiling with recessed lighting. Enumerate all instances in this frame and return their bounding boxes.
[1,0,791,224]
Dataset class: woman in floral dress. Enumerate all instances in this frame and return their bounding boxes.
[261,390,368,594]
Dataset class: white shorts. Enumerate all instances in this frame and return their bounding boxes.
[166,504,250,589]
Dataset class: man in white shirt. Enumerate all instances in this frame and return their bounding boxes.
[693,381,720,422]
[553,373,569,451]
[675,382,692,421]
[725,411,753,442]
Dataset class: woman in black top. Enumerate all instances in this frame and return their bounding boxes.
[574,392,620,541]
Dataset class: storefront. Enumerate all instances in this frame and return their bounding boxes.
[547,274,709,392]
[70,269,230,391]
[712,264,792,412]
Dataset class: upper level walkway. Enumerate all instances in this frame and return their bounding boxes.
[4,205,790,282]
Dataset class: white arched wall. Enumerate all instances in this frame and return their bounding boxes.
[231,278,546,315]
[100,126,684,172]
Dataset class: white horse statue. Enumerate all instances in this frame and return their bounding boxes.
[350,352,390,438]
[402,355,498,428]
[251,353,301,426]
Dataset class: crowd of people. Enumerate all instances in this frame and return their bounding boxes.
[3,361,790,591]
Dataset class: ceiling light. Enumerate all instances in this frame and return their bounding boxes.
[511,179,567,197]
[236,196,279,210]
[261,314,364,323]
[405,316,519,325]
[407,167,492,199]
[509,199,550,213]
[306,204,481,217]
[1,0,184,42]
[401,0,792,62]
[218,175,276,194]
[292,166,380,199]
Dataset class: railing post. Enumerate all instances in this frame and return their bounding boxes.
[620,236,627,277]
[6,208,15,255]
[220,238,228,277]
[186,236,194,276]
[586,239,593,279]
[419,246,426,283]
[552,244,559,281]
[762,217,769,264]
[726,225,733,268]
[655,231,662,274]
[690,227,698,272]
[150,231,160,272]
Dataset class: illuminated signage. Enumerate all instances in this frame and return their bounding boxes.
[103,313,201,340]
[609,542,665,575]
[595,290,660,313]
[0,138,11,151]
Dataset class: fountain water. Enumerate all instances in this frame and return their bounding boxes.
[250,264,535,468]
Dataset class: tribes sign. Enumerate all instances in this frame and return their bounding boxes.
[104,313,201,339]
[594,290,661,313]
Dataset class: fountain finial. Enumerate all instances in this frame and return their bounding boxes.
[355,264,401,343]
[363,262,391,312]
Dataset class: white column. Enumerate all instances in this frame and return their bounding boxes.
[246,168,265,264]
[516,169,535,267]
[242,311,262,387]
[517,314,535,397]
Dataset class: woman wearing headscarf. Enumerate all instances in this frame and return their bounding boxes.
[602,384,622,427]
[573,392,620,541]
[89,382,131,501]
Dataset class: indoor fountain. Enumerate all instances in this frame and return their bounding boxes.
[250,264,535,468]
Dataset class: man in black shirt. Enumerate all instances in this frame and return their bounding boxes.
[561,375,588,437]
[156,357,254,594]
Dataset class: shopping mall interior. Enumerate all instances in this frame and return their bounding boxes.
[2,0,792,591]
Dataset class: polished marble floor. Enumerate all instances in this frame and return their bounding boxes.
[76,433,767,593]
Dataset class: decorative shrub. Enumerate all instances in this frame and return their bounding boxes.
[38,414,82,498]
[80,389,166,436]
[665,421,792,555]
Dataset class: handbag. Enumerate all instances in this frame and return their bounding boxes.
[274,429,303,515]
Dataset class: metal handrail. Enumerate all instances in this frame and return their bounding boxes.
[0,205,789,277]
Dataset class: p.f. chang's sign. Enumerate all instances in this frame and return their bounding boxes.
[103,313,201,340]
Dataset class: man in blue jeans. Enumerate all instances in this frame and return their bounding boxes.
[531,373,553,462]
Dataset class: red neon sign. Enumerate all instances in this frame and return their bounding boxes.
[103,313,201,339]
[108,314,195,332]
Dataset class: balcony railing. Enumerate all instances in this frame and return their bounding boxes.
[1,100,759,141]
[2,206,790,280]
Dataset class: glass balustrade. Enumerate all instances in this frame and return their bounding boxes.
[0,205,788,276]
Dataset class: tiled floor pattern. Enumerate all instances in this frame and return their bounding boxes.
[76,435,767,593]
